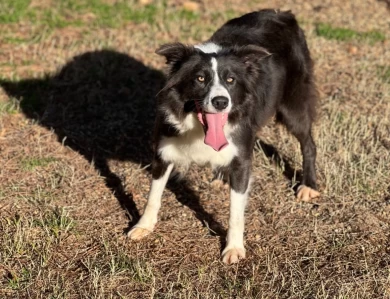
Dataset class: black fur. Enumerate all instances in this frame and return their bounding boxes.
[155,9,318,193]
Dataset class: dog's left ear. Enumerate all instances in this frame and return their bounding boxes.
[235,45,271,66]
[156,43,194,65]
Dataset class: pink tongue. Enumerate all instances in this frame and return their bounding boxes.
[197,112,228,151]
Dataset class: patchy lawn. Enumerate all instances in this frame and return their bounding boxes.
[0,0,390,298]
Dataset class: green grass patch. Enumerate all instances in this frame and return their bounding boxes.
[3,36,30,44]
[25,5,85,29]
[0,98,20,115]
[107,253,153,282]
[34,208,75,237]
[315,23,385,43]
[0,0,158,28]
[176,9,200,22]
[89,1,158,27]
[210,9,238,21]
[0,0,237,34]
[41,9,84,28]
[21,157,57,171]
[7,267,31,290]
[0,0,30,23]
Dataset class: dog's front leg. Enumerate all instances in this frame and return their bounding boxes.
[222,157,251,264]
[128,156,173,240]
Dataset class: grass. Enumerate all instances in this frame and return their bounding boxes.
[21,157,57,171]
[33,208,75,237]
[0,0,195,29]
[377,65,390,83]
[175,9,200,22]
[0,0,390,298]
[0,98,19,115]
[0,0,30,23]
[315,23,386,43]
[6,267,31,290]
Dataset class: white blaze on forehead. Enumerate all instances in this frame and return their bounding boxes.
[205,57,231,113]
[194,42,222,54]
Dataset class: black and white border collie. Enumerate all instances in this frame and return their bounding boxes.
[128,9,320,264]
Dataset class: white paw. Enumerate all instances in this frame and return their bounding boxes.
[127,226,153,240]
[297,185,320,202]
[222,247,246,264]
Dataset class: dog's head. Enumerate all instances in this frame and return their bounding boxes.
[156,42,271,150]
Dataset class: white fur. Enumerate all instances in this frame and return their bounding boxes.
[165,111,198,134]
[204,58,231,114]
[194,42,222,54]
[132,163,174,230]
[222,182,252,256]
[158,113,238,169]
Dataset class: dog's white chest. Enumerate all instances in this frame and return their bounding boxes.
[158,114,238,168]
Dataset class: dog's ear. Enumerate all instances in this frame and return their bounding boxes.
[156,43,194,65]
[234,45,271,66]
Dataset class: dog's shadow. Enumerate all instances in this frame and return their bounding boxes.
[0,49,225,236]
[256,140,302,192]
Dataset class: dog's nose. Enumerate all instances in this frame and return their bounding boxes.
[211,96,229,111]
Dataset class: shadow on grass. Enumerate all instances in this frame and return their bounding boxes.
[0,49,225,237]
[385,186,390,204]
[256,140,302,191]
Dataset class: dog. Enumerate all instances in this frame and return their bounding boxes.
[128,9,320,264]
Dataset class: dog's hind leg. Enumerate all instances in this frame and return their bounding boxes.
[294,130,319,201]
[128,156,173,240]
[277,97,320,201]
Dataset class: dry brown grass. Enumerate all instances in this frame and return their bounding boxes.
[1,0,390,298]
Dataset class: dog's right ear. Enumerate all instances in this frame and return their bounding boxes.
[234,45,272,66]
[156,43,194,65]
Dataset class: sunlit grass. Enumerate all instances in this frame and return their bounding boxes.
[316,23,385,43]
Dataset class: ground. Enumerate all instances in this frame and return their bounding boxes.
[0,0,390,298]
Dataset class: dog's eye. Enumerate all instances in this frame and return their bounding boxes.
[226,77,234,83]
[197,76,205,82]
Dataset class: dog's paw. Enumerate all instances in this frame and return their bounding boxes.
[222,247,246,264]
[127,226,153,240]
[296,185,320,202]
